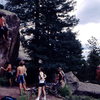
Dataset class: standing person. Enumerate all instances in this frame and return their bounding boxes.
[16,60,27,95]
[96,64,100,81]
[36,67,47,100]
[1,63,13,87]
[0,14,8,40]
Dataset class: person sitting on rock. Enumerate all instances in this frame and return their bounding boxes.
[0,13,8,40]
[58,67,65,85]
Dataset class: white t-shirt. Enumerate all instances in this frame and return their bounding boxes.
[39,71,46,83]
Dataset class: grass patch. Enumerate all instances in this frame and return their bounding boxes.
[17,95,28,100]
[58,85,71,97]
[17,92,35,100]
[0,77,8,86]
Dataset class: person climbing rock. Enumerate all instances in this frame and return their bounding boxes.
[0,13,8,40]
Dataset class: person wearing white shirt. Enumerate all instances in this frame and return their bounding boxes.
[36,67,47,100]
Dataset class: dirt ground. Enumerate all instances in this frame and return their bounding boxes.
[0,87,63,100]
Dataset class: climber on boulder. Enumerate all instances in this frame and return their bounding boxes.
[0,13,8,40]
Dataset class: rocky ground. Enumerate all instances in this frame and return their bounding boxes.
[0,87,63,100]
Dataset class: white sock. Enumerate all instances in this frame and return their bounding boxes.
[43,96,46,100]
[36,97,39,100]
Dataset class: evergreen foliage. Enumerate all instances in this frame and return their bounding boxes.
[0,4,4,9]
[87,37,100,80]
[6,0,84,72]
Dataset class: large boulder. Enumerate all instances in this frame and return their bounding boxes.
[65,72,100,98]
[75,82,100,98]
[0,9,20,66]
[65,72,79,92]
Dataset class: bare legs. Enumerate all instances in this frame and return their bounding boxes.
[36,86,46,100]
[43,86,46,100]
[37,87,42,99]
[19,83,27,95]
[43,86,46,96]
[9,78,12,87]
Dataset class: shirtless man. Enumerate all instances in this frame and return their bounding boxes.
[16,60,27,95]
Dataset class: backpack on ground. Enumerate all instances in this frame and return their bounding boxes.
[1,96,16,100]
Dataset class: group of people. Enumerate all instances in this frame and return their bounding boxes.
[0,13,66,100]
[35,67,65,100]
[0,60,27,95]
[0,60,65,100]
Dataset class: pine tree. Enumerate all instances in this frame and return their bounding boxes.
[6,0,84,72]
[0,4,4,9]
[87,37,100,80]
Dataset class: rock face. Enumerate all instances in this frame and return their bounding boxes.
[65,72,79,92]
[0,9,20,67]
[65,72,100,98]
[76,82,100,98]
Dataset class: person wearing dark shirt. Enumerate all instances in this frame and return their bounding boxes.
[1,63,13,86]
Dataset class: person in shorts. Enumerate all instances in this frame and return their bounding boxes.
[16,60,27,95]
[36,67,47,100]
